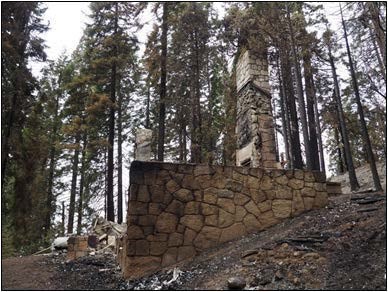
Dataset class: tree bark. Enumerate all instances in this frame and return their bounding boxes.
[286,4,311,169]
[157,2,168,161]
[327,32,359,191]
[67,133,81,234]
[340,4,382,191]
[76,132,87,235]
[117,80,123,224]
[106,2,118,222]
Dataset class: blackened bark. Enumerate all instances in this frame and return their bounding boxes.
[303,54,320,170]
[67,133,81,234]
[313,93,325,173]
[76,132,87,235]
[327,36,359,191]
[341,5,382,191]
[117,81,123,224]
[157,2,168,161]
[286,5,311,169]
[106,3,118,222]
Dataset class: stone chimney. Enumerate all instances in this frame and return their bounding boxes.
[134,128,153,161]
[235,49,278,168]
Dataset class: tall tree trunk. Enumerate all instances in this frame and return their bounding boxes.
[334,127,345,174]
[145,75,151,129]
[44,89,60,234]
[157,2,168,161]
[276,56,291,166]
[366,2,386,67]
[279,45,303,169]
[76,132,87,235]
[286,4,311,169]
[67,134,81,234]
[303,54,320,170]
[106,2,118,222]
[340,4,382,191]
[61,201,65,236]
[117,81,123,224]
[313,92,325,173]
[327,33,359,191]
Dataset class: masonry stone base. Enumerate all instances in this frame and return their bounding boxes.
[117,161,328,279]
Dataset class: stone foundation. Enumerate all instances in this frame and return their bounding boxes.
[67,236,88,261]
[117,161,328,279]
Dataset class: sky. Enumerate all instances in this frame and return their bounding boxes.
[33,2,350,222]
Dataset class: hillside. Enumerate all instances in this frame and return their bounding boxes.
[2,165,386,290]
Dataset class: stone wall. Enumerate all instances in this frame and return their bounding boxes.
[117,161,328,279]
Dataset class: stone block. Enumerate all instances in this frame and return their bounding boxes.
[244,200,261,217]
[183,228,197,245]
[275,175,288,185]
[149,203,162,215]
[155,212,178,233]
[251,189,266,204]
[180,215,203,232]
[257,200,271,212]
[126,240,136,256]
[194,190,202,201]
[225,179,243,192]
[205,215,218,226]
[166,200,185,217]
[144,170,157,185]
[276,185,293,199]
[234,193,250,206]
[217,198,235,214]
[201,203,218,215]
[170,172,184,185]
[138,215,157,226]
[130,170,144,185]
[178,246,196,262]
[259,210,279,228]
[127,225,144,240]
[247,175,260,189]
[292,191,305,216]
[272,199,292,219]
[235,206,247,222]
[194,165,215,176]
[156,170,171,185]
[212,174,227,189]
[294,170,304,180]
[193,226,221,249]
[174,188,194,202]
[219,209,234,228]
[220,223,247,243]
[249,168,263,179]
[260,175,273,190]
[135,240,149,256]
[150,241,168,256]
[184,201,200,214]
[178,164,193,175]
[146,233,168,242]
[301,187,316,197]
[314,183,326,192]
[123,256,161,279]
[303,197,314,210]
[181,175,200,190]
[128,201,148,215]
[203,188,218,204]
[168,232,184,247]
[162,247,178,267]
[243,214,262,232]
[304,171,315,182]
[166,179,180,194]
[232,170,246,182]
[313,171,326,183]
[129,184,138,201]
[288,178,304,190]
[215,188,235,198]
[149,185,165,203]
[196,175,212,189]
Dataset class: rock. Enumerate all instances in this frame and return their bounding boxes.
[183,228,197,245]
[155,212,178,233]
[168,233,183,247]
[257,200,271,212]
[174,188,193,202]
[128,201,148,215]
[149,185,166,203]
[272,199,292,219]
[251,189,266,204]
[219,209,235,228]
[303,197,315,210]
[184,201,200,214]
[217,198,235,214]
[166,200,185,217]
[243,214,262,232]
[149,241,167,256]
[259,210,279,228]
[180,215,203,232]
[226,179,243,192]
[247,175,260,189]
[177,246,196,262]
[314,192,328,208]
[244,201,261,217]
[127,225,144,239]
[194,165,215,176]
[220,223,246,243]
[288,178,304,190]
[216,188,235,198]
[275,175,288,185]
[205,214,218,226]
[301,187,316,197]
[275,270,283,281]
[162,247,178,267]
[201,203,218,215]
[254,270,272,285]
[203,188,218,204]
[235,206,247,222]
[276,185,293,199]
[292,190,305,216]
[227,276,246,290]
[166,179,180,193]
[137,185,150,202]
[260,175,273,190]
[193,226,221,249]
[234,193,250,206]
[181,175,200,190]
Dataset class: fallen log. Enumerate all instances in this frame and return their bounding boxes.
[357,207,379,213]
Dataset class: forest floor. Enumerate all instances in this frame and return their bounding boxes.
[2,166,387,290]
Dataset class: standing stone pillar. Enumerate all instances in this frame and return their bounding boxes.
[134,128,153,161]
[235,49,278,168]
